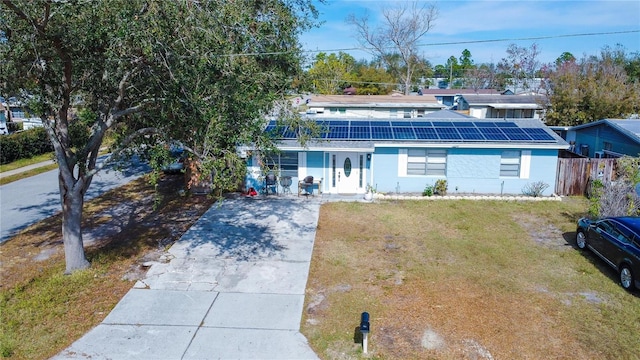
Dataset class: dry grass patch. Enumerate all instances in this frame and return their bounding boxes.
[0,175,216,359]
[303,198,640,359]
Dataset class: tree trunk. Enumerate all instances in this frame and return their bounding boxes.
[59,173,90,274]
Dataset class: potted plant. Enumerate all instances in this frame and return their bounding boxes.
[364,184,375,201]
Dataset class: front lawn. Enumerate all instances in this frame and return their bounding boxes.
[303,198,640,359]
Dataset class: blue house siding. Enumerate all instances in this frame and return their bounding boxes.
[572,123,640,158]
[371,147,559,196]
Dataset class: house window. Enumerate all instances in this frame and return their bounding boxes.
[407,149,447,176]
[265,151,298,178]
[359,154,364,188]
[604,142,612,151]
[500,150,521,177]
[332,154,336,187]
[404,109,411,118]
[390,109,397,118]
[11,110,25,118]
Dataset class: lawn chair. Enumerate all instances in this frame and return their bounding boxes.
[265,173,278,195]
[301,175,314,196]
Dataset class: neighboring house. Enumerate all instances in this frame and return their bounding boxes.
[246,110,568,197]
[563,119,640,158]
[1,97,43,130]
[419,88,500,108]
[305,94,446,119]
[456,94,548,120]
[0,103,7,135]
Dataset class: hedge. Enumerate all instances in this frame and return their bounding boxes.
[0,127,54,164]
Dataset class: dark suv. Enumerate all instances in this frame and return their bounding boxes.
[576,216,640,291]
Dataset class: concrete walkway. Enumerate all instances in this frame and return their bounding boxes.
[0,160,55,179]
[52,196,322,360]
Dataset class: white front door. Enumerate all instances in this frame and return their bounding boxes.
[331,152,364,194]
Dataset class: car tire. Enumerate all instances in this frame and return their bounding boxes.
[576,230,587,250]
[619,265,635,290]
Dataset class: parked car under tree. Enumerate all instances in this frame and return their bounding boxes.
[576,217,640,291]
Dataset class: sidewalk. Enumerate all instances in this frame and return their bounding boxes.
[0,160,55,179]
[52,197,321,359]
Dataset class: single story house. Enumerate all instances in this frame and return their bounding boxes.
[456,94,548,119]
[562,119,640,158]
[305,94,446,119]
[246,111,568,197]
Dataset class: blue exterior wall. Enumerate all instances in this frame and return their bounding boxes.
[572,124,640,157]
[246,147,559,196]
[371,147,559,196]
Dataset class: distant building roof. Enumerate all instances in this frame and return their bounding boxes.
[423,109,475,119]
[459,94,548,109]
[308,94,444,108]
[420,88,500,96]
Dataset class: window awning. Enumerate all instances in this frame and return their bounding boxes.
[488,104,543,109]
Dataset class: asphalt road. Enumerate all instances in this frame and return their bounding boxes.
[0,157,150,243]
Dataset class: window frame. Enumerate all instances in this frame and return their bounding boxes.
[500,150,521,177]
[406,149,447,176]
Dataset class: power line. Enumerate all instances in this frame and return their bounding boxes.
[301,29,640,56]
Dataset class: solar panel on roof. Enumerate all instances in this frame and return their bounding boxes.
[326,125,349,139]
[411,121,432,127]
[414,127,438,140]
[500,127,530,140]
[327,120,349,126]
[457,127,485,140]
[435,127,461,140]
[523,128,555,141]
[269,118,558,143]
[392,126,416,139]
[265,120,278,133]
[349,125,371,139]
[474,122,497,127]
[282,126,297,139]
[454,122,475,127]
[478,127,508,140]
[371,126,393,139]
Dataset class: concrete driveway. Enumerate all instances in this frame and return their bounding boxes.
[52,196,321,359]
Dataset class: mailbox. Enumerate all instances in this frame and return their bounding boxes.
[360,312,370,333]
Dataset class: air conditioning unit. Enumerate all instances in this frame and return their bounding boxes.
[594,151,605,158]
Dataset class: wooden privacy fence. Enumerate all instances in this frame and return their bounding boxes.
[555,158,617,196]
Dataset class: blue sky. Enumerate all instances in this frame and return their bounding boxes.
[299,0,640,66]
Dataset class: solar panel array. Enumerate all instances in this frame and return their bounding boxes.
[266,120,557,142]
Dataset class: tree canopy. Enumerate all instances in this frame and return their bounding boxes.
[0,0,319,273]
[544,46,640,126]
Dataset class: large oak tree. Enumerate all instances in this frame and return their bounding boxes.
[0,0,318,273]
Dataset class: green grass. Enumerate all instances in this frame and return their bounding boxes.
[0,153,57,185]
[0,153,55,172]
